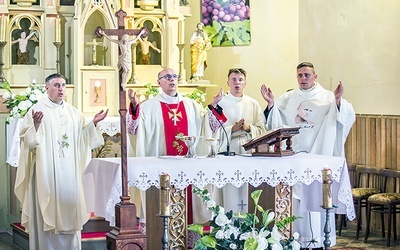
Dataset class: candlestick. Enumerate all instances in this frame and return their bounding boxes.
[0,15,5,42]
[178,20,183,44]
[159,174,171,216]
[322,167,333,208]
[55,16,61,43]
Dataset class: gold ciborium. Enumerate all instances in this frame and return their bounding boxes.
[176,136,197,158]
[206,138,219,158]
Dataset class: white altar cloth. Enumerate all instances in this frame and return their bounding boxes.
[82,153,355,226]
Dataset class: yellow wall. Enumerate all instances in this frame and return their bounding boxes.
[184,1,299,107]
[185,0,400,115]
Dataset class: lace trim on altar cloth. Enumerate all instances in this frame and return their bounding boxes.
[105,163,355,224]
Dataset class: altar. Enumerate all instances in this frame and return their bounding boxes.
[83,153,355,249]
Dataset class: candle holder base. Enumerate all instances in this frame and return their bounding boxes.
[157,214,172,250]
[320,204,338,250]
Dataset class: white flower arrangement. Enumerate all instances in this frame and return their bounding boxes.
[1,81,46,124]
[189,187,301,250]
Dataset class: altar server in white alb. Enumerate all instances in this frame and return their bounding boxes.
[260,62,355,249]
[14,73,108,250]
[208,68,266,213]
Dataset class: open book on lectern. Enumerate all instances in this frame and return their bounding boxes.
[242,126,300,157]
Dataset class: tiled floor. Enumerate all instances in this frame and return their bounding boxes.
[1,221,400,250]
[334,221,400,250]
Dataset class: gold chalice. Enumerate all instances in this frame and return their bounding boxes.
[206,138,219,158]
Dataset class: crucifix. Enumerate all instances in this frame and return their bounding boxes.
[94,9,149,249]
[85,38,103,65]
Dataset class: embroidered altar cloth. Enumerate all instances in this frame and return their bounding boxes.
[82,153,355,226]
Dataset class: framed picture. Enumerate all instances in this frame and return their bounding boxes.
[201,0,250,46]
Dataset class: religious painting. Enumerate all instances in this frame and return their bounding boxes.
[89,79,106,106]
[201,0,250,46]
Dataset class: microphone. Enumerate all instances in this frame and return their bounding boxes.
[215,117,236,156]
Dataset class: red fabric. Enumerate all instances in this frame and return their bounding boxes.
[211,107,228,123]
[187,185,193,225]
[160,101,189,156]
[81,231,108,239]
[129,102,140,118]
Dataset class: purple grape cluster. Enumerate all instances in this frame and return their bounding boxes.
[202,0,250,26]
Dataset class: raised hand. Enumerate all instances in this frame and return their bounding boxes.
[211,88,224,107]
[128,89,140,108]
[260,84,275,109]
[334,81,344,107]
[93,109,109,126]
[32,109,44,131]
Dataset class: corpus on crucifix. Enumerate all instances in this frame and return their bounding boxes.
[85,38,103,65]
[97,25,147,91]
[94,9,148,249]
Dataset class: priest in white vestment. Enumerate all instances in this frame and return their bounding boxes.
[261,62,355,249]
[208,68,266,213]
[127,68,219,225]
[14,73,108,250]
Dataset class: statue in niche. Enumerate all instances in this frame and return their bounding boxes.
[100,29,146,90]
[11,30,37,64]
[138,35,160,65]
[190,22,211,81]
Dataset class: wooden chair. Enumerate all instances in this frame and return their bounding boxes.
[364,169,400,246]
[345,165,383,239]
[337,162,357,235]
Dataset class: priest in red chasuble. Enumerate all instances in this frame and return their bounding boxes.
[127,67,219,224]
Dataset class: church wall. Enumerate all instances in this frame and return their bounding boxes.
[184,0,299,107]
[185,1,400,116]
[298,0,400,115]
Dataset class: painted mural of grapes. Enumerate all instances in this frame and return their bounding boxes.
[201,0,250,46]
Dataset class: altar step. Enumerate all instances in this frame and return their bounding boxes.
[11,216,112,250]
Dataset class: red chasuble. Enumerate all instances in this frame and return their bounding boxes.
[161,101,194,223]
[160,101,189,156]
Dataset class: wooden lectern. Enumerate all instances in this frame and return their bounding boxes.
[243,127,300,157]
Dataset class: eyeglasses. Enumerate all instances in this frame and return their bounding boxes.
[158,74,179,81]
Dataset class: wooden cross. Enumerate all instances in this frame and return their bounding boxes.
[94,9,148,249]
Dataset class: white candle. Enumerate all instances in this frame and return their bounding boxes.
[0,15,5,42]
[159,174,171,216]
[178,20,183,44]
[55,16,61,43]
[322,167,333,208]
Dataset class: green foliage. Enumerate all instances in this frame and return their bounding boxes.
[204,20,251,46]
[0,81,46,124]
[189,187,301,250]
